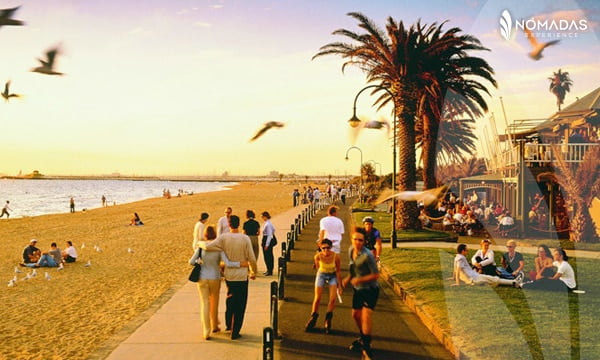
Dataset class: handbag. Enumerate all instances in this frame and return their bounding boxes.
[188,248,202,282]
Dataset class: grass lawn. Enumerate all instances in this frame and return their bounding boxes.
[380,247,600,359]
[351,211,455,242]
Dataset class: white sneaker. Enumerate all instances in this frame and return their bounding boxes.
[515,271,525,285]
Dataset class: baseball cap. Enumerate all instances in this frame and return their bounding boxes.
[362,216,374,224]
[30,239,38,243]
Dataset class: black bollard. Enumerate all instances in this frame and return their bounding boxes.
[263,327,274,360]
[278,257,286,299]
[270,281,279,337]
[281,241,287,259]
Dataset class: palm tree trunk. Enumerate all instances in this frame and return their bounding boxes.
[421,111,439,190]
[569,201,599,243]
[394,85,421,230]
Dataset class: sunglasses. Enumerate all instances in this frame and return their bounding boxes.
[321,246,331,250]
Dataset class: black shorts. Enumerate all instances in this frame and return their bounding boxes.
[352,287,380,310]
[65,255,77,263]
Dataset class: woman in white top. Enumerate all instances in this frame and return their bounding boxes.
[471,239,497,276]
[522,247,576,291]
[261,211,276,276]
[190,225,247,340]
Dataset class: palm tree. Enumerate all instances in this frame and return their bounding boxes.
[416,24,496,190]
[548,69,573,111]
[436,157,487,188]
[314,12,428,229]
[543,145,600,243]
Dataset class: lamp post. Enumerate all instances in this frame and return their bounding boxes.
[345,146,363,202]
[349,84,397,248]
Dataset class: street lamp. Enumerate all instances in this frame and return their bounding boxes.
[349,84,398,248]
[345,146,363,202]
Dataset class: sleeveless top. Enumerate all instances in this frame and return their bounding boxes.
[318,256,336,274]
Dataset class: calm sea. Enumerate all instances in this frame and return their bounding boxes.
[0,179,235,218]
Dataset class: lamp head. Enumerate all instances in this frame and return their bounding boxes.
[345,156,349,161]
[348,114,361,128]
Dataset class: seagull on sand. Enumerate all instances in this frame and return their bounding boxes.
[8,279,16,287]
[94,245,103,252]
[23,273,32,280]
[524,27,560,60]
[249,121,285,142]
[31,269,37,277]
[12,275,17,283]
[127,248,134,254]
[45,272,51,281]
[0,6,24,28]
[14,266,23,274]
[84,260,91,267]
[81,243,85,249]
[2,81,21,102]
[31,46,64,75]
[374,185,449,207]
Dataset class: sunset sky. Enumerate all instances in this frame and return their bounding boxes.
[0,0,598,176]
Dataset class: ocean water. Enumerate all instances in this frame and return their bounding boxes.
[0,179,235,218]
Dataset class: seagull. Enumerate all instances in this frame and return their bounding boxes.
[249,121,285,142]
[364,119,390,130]
[31,46,64,75]
[12,275,17,283]
[349,118,391,144]
[0,6,24,28]
[524,27,560,60]
[14,266,23,274]
[84,260,91,267]
[95,246,103,253]
[2,81,21,102]
[45,272,51,281]
[8,279,15,287]
[81,243,85,249]
[374,185,449,207]
[31,269,37,277]
[127,248,134,254]
[23,273,32,280]
[58,263,64,271]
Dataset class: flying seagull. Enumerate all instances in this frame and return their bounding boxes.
[374,185,449,207]
[2,81,21,101]
[0,6,24,28]
[364,119,390,130]
[524,27,559,60]
[31,46,64,75]
[249,121,285,142]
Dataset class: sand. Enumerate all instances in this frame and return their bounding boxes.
[0,182,301,360]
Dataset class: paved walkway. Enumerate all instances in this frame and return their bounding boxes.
[100,204,310,360]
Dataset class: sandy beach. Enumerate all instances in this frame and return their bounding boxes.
[0,182,301,360]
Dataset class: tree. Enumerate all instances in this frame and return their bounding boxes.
[313,13,440,229]
[544,145,600,243]
[415,24,496,190]
[548,69,573,111]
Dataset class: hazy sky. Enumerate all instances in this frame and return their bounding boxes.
[0,0,598,176]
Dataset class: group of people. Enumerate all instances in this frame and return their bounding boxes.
[20,239,78,268]
[304,206,381,359]
[190,206,279,340]
[454,238,577,292]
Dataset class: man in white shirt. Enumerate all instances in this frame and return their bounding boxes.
[217,207,232,236]
[454,243,517,287]
[192,212,209,250]
[318,205,345,254]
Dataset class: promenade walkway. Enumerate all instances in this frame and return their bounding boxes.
[274,200,453,360]
[96,204,310,360]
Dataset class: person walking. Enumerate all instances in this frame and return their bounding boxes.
[318,205,345,254]
[217,207,232,236]
[342,227,380,360]
[260,211,276,276]
[0,200,11,218]
[69,197,75,213]
[242,210,260,260]
[192,212,210,251]
[200,215,257,340]
[305,239,342,334]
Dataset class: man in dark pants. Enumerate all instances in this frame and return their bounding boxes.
[202,215,257,339]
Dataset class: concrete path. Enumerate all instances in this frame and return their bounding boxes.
[100,204,310,360]
[274,200,454,360]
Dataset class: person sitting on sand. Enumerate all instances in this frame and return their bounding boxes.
[22,239,41,265]
[23,242,62,268]
[454,243,520,287]
[62,240,78,263]
[130,212,144,226]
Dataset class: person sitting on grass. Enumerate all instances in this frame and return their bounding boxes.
[497,240,525,281]
[454,243,519,287]
[528,244,555,281]
[521,247,576,291]
[471,238,497,276]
